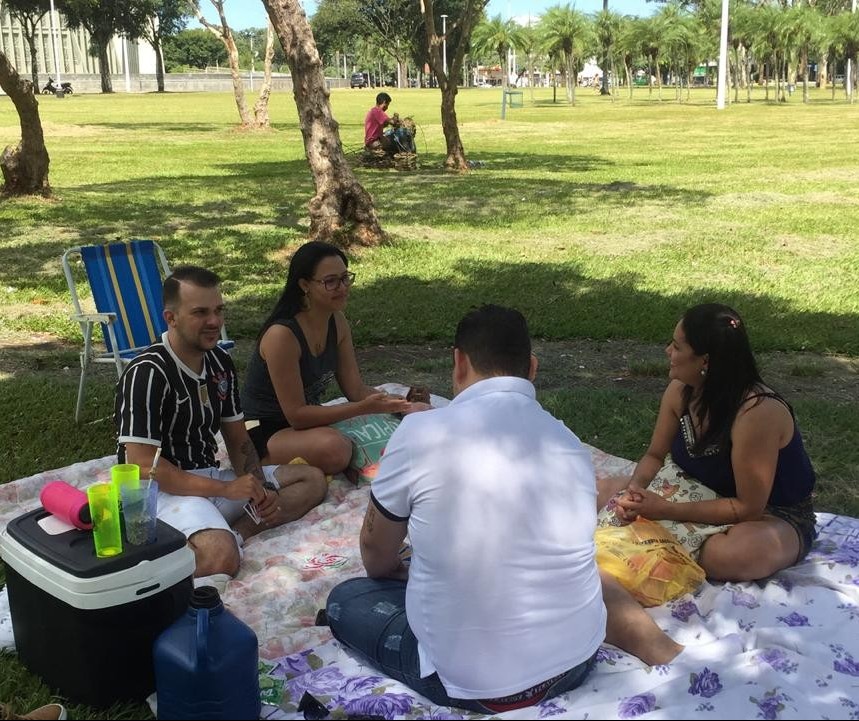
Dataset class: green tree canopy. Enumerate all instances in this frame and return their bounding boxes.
[163,27,227,69]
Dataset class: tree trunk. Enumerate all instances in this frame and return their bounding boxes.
[625,60,633,99]
[225,34,252,126]
[26,27,39,88]
[154,35,165,92]
[802,48,809,104]
[419,0,485,171]
[818,56,827,89]
[253,23,276,128]
[0,52,50,196]
[262,0,384,246]
[194,1,252,126]
[98,41,113,93]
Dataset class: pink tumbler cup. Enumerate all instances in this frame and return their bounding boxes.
[40,481,93,530]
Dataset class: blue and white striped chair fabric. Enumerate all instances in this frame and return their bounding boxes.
[62,240,234,421]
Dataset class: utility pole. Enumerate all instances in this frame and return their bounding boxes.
[441,14,448,77]
[716,0,729,110]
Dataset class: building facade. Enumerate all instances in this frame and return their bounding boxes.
[0,6,155,82]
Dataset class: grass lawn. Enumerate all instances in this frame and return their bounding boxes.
[1,85,858,717]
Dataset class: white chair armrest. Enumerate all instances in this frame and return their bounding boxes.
[71,312,116,324]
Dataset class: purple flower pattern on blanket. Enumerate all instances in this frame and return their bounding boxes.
[834,654,859,676]
[538,700,566,718]
[618,693,657,718]
[340,674,385,698]
[596,646,625,665]
[343,692,413,718]
[687,667,723,698]
[757,648,798,674]
[426,709,465,720]
[828,540,859,568]
[731,587,760,609]
[776,611,810,627]
[286,666,345,699]
[750,689,791,720]
[671,599,700,622]
[282,649,315,677]
[839,697,859,720]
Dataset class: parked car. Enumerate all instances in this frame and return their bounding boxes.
[350,72,367,88]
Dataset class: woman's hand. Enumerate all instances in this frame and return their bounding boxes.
[361,391,411,415]
[614,489,668,523]
[401,401,433,415]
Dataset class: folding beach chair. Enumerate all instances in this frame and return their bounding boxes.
[62,239,234,422]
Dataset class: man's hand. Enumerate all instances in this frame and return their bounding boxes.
[256,486,281,524]
[221,473,265,504]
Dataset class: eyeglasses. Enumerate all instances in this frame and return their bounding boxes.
[311,271,355,292]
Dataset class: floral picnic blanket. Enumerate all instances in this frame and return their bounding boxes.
[1,390,858,719]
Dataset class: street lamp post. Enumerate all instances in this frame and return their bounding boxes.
[441,14,448,76]
[848,0,857,99]
[48,0,62,85]
[249,34,254,92]
[715,0,729,110]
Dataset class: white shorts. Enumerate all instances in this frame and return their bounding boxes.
[157,466,280,540]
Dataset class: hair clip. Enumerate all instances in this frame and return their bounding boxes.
[728,318,739,329]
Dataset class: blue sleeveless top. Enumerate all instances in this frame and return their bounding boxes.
[670,393,815,507]
[241,316,338,424]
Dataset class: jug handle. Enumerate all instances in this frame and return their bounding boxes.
[196,607,209,671]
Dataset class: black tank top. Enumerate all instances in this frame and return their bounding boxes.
[240,316,339,423]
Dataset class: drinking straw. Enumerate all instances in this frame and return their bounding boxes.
[147,447,161,491]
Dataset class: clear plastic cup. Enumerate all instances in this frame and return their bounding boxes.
[121,482,158,545]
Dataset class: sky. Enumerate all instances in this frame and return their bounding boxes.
[193,1,657,31]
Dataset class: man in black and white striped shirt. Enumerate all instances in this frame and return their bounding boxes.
[115,266,327,581]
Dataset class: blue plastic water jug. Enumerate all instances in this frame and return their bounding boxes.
[153,586,260,720]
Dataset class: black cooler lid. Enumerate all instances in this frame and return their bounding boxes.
[6,507,188,578]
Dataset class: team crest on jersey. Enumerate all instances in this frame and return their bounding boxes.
[212,372,230,401]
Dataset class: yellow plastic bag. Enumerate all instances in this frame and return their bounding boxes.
[595,517,706,607]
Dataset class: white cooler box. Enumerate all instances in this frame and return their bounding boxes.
[0,507,194,708]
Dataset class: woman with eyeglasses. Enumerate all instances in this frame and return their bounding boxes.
[241,241,411,473]
[609,303,817,582]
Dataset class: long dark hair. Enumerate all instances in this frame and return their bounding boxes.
[681,303,763,453]
[256,241,348,344]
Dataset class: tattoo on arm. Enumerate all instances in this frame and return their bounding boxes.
[364,504,376,534]
[240,439,265,482]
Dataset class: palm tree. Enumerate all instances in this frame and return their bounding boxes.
[512,21,540,102]
[472,15,519,90]
[616,16,642,99]
[540,4,593,105]
[594,8,623,97]
[634,14,667,100]
[784,4,826,104]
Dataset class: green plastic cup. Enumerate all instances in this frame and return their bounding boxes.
[87,482,123,558]
[111,463,140,492]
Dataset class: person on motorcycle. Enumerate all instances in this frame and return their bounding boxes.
[41,78,73,95]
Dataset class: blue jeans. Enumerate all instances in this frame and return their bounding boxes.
[326,577,596,713]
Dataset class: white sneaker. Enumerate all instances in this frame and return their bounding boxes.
[193,573,231,595]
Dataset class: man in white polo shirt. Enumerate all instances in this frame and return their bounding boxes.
[326,304,684,713]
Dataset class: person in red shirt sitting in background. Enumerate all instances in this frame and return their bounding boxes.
[364,92,396,154]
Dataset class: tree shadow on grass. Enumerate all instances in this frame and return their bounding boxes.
[228,257,859,356]
[0,149,711,293]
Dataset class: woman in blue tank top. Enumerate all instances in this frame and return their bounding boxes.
[614,303,817,582]
[241,242,412,474]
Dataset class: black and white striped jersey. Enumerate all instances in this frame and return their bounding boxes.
[115,333,242,470]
